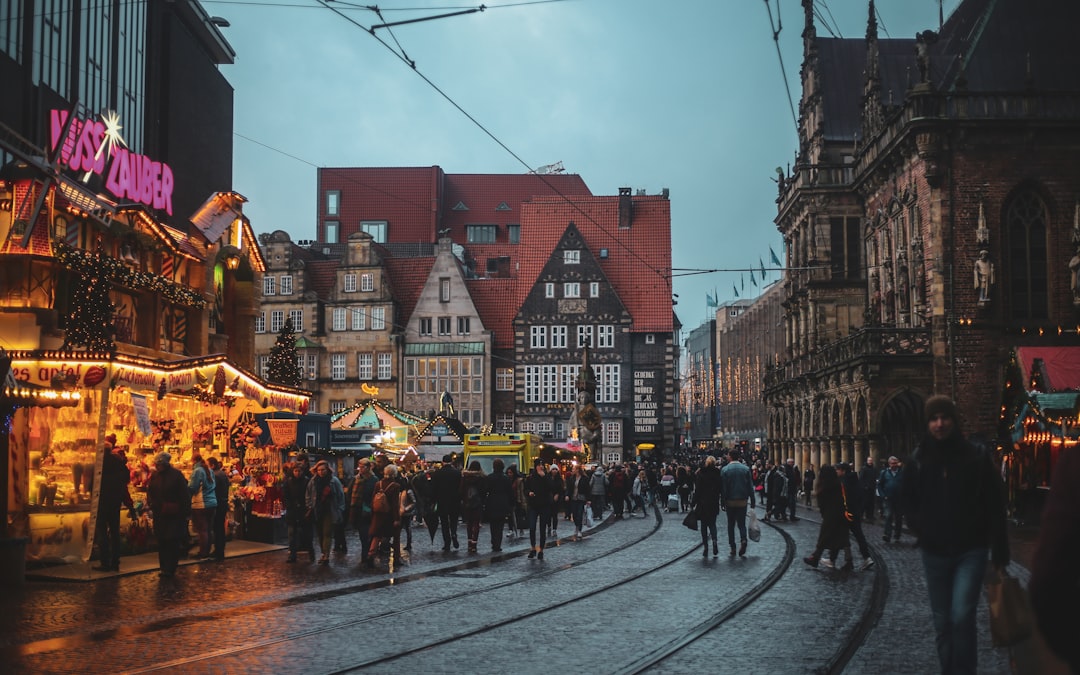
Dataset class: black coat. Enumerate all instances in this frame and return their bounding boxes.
[431,464,462,510]
[483,472,514,519]
[840,471,863,515]
[694,464,723,520]
[523,469,553,511]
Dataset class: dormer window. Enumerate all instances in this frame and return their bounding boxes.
[564,250,580,265]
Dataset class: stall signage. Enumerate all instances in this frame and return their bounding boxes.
[131,392,151,435]
[266,419,298,446]
[633,369,660,436]
[9,361,107,389]
[50,109,175,215]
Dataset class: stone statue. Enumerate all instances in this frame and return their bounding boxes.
[1069,251,1080,305]
[975,249,994,303]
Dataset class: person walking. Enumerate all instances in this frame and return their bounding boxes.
[694,456,723,557]
[187,454,218,559]
[483,458,513,552]
[367,463,403,568]
[835,462,874,571]
[588,465,607,522]
[784,458,802,521]
[93,436,134,572]
[283,462,312,563]
[350,458,377,567]
[859,456,878,523]
[803,464,851,570]
[802,464,816,507]
[147,452,189,578]
[431,454,462,551]
[306,459,345,564]
[720,449,754,557]
[901,395,1009,675]
[207,457,229,562]
[630,470,648,517]
[878,456,904,542]
[460,461,487,553]
[567,464,590,539]
[547,464,565,536]
[524,458,553,559]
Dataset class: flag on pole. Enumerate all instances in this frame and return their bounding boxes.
[760,257,767,281]
[741,275,745,291]
[751,271,757,287]
[770,245,782,267]
[733,284,739,298]
[706,290,718,308]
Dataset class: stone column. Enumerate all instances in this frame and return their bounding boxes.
[853,437,865,470]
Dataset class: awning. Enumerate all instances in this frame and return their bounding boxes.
[1017,347,1080,391]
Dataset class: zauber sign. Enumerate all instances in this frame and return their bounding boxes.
[50,109,175,215]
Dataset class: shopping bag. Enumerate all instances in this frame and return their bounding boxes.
[682,509,698,531]
[986,571,1033,647]
[583,508,594,528]
[747,509,761,542]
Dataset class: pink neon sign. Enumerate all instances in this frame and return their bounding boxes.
[50,109,174,216]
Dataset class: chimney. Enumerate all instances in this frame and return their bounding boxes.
[618,187,632,229]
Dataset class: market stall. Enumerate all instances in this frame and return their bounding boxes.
[5,350,309,566]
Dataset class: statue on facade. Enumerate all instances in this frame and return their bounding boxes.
[975,249,994,303]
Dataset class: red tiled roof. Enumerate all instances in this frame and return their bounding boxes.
[441,173,592,243]
[306,260,338,300]
[319,167,441,242]
[385,255,435,327]
[465,278,520,350]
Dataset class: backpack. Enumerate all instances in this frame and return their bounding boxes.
[372,483,391,514]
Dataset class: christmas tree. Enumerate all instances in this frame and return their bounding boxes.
[62,251,116,355]
[267,317,301,387]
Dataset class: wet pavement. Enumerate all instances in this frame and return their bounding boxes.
[0,499,1041,674]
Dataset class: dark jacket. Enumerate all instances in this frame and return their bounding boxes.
[148,464,189,522]
[1028,446,1080,672]
[693,464,723,520]
[840,471,863,515]
[431,464,462,510]
[483,471,514,519]
[901,432,1009,565]
[283,473,310,524]
[523,469,553,511]
[460,469,487,515]
[99,451,133,510]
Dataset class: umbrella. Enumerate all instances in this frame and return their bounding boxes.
[424,506,439,543]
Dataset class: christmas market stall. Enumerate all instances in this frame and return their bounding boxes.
[1000,346,1080,523]
[4,351,310,567]
[330,399,426,472]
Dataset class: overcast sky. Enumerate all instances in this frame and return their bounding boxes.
[210,0,959,334]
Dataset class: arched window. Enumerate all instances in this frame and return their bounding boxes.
[1006,191,1049,320]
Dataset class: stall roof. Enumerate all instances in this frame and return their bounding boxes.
[1017,347,1080,392]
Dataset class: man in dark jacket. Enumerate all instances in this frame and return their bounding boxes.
[430,454,462,551]
[783,458,801,520]
[523,458,553,559]
[858,456,878,523]
[483,458,514,552]
[93,436,134,572]
[835,462,874,571]
[902,395,1009,675]
[147,452,189,578]
[283,462,312,562]
[207,457,230,561]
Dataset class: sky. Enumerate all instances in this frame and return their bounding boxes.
[209,0,960,334]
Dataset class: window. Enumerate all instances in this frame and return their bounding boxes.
[438,317,452,335]
[524,366,540,403]
[332,307,347,331]
[419,317,432,336]
[496,414,514,432]
[440,278,451,302]
[270,310,284,333]
[595,364,620,403]
[263,277,276,296]
[530,325,547,349]
[330,400,347,415]
[377,353,392,380]
[361,273,374,292]
[358,353,373,380]
[545,283,555,298]
[371,307,385,330]
[361,220,386,243]
[561,365,580,403]
[829,215,861,281]
[541,365,558,403]
[564,249,580,264]
[590,282,599,298]
[331,353,346,380]
[508,224,520,244]
[344,273,357,293]
[496,368,513,390]
[645,333,655,344]
[603,420,622,445]
[457,317,471,335]
[306,354,318,380]
[1006,191,1049,320]
[550,325,567,349]
[537,421,553,435]
[279,275,293,295]
[352,307,366,331]
[564,282,580,298]
[257,355,269,379]
[255,312,265,333]
[519,421,537,433]
[325,221,339,243]
[289,309,303,332]
[326,190,340,215]
[577,324,593,348]
[467,224,497,243]
[597,324,614,348]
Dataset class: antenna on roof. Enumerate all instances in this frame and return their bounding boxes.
[529,161,565,175]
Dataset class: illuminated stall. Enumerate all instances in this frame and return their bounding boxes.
[5,351,309,565]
